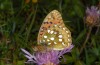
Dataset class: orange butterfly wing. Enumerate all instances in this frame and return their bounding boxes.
[38,10,63,43]
[37,10,72,50]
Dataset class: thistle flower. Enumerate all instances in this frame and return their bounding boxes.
[86,6,100,26]
[21,45,74,65]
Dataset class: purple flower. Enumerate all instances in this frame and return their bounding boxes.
[86,6,99,16]
[86,6,100,26]
[21,45,74,65]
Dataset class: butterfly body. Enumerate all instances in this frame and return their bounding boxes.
[34,10,72,51]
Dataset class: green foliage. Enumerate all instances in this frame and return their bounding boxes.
[0,0,100,65]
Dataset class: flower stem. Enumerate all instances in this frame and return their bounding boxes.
[80,26,92,54]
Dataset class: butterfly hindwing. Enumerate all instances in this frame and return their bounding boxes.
[37,10,72,50]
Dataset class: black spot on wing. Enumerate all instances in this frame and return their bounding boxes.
[42,27,47,30]
[43,22,49,24]
[50,22,53,24]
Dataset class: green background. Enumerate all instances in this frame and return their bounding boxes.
[0,0,100,65]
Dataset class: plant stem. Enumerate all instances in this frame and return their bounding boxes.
[26,4,38,43]
[95,26,100,35]
[80,26,92,54]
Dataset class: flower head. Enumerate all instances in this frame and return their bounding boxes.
[86,6,100,26]
[21,45,74,65]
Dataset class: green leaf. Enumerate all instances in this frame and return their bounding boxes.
[85,48,90,65]
[17,61,24,65]
[75,60,83,65]
[71,47,80,61]
[74,5,84,18]
[75,29,86,44]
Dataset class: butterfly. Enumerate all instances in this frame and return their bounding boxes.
[33,10,72,51]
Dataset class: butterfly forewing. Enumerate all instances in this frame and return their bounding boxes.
[37,10,72,50]
[37,10,63,43]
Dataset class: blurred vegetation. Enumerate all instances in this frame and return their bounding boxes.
[0,0,100,65]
